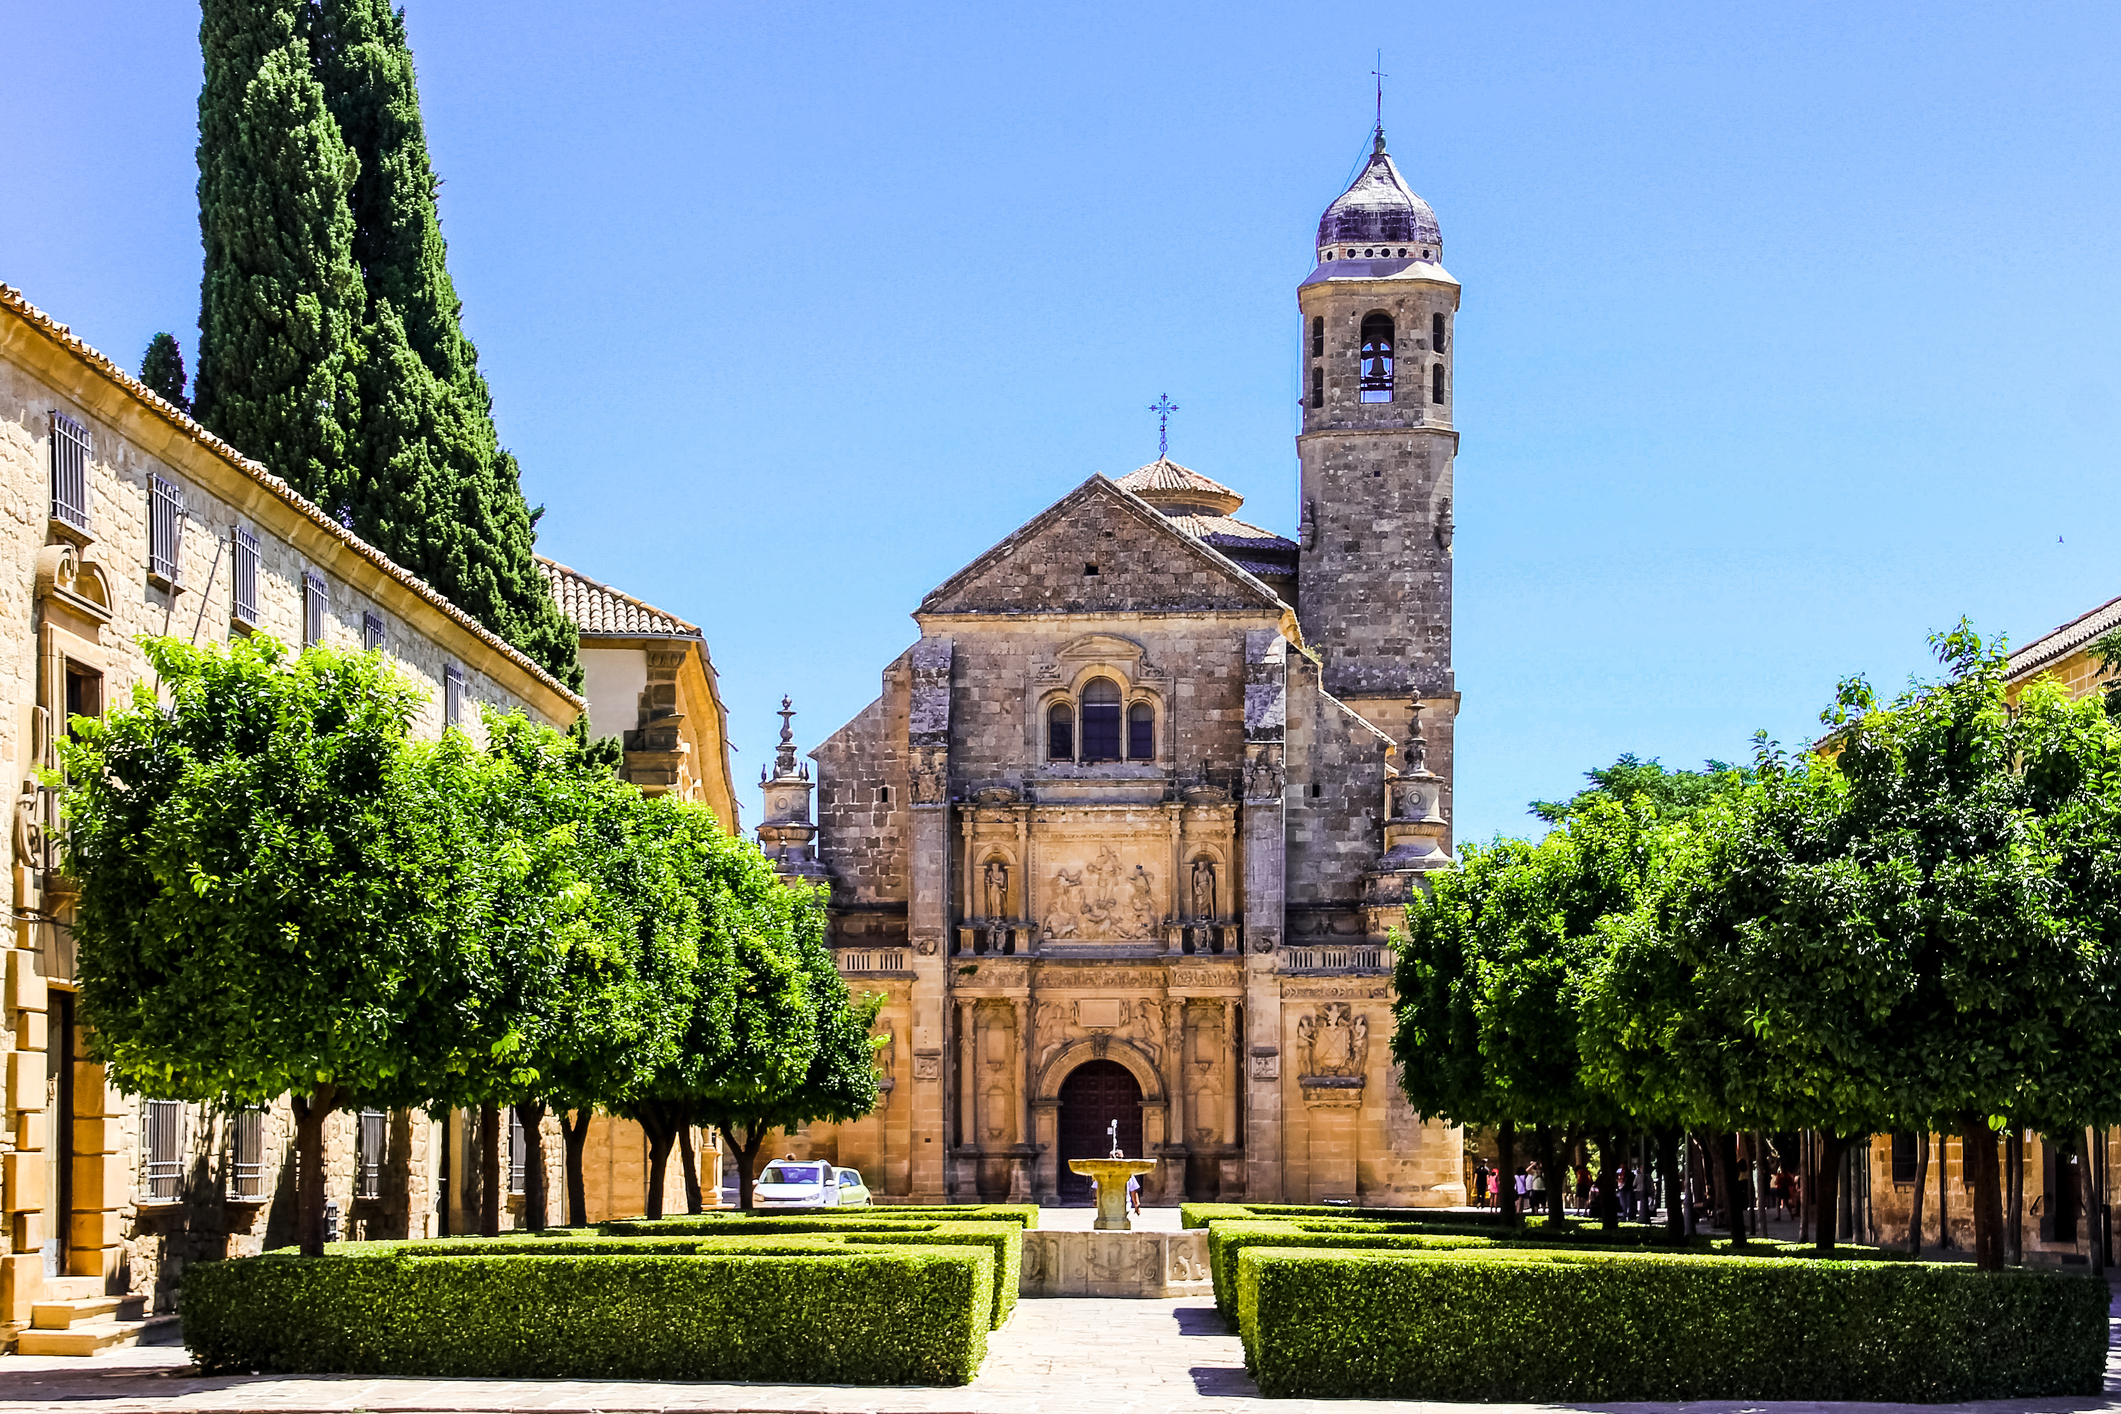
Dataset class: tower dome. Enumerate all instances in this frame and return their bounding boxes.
[1316,130,1440,260]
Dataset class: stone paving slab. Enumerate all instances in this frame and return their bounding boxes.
[0,1294,2115,1414]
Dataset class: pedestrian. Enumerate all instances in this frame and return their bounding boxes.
[1474,1161,1492,1209]
[1126,1171,1142,1215]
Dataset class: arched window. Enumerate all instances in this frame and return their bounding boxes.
[1048,702,1074,762]
[1310,365,1324,409]
[1431,360,1445,405]
[1080,678,1122,761]
[1359,313,1394,403]
[1310,316,1324,358]
[1431,311,1446,353]
[1128,703,1154,760]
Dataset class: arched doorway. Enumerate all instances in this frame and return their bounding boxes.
[1057,1059,1143,1200]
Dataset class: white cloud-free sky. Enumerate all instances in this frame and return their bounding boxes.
[6,2,2119,843]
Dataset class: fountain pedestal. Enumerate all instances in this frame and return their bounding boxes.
[1068,1157,1159,1231]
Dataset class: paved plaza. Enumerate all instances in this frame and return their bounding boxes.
[0,1277,2113,1414]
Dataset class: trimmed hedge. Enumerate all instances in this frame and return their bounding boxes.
[184,1242,993,1384]
[1203,1219,1496,1316]
[592,1218,1023,1327]
[1237,1246,2110,1401]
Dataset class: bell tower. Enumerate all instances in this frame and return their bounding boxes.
[1295,126,1460,842]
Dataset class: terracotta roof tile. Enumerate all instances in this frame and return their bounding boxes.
[538,557,699,637]
[2008,592,2121,683]
[0,283,582,708]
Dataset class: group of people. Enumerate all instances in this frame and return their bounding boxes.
[1468,1158,1661,1222]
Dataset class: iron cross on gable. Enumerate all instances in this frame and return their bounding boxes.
[1148,394,1178,460]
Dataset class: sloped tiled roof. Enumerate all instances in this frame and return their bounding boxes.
[0,284,582,709]
[2008,592,2121,683]
[538,557,699,637]
[1162,511,1298,554]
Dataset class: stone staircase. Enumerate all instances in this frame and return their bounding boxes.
[15,1278,178,1355]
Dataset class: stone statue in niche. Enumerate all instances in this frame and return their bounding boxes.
[1296,1002,1369,1079]
[982,858,1010,921]
[1189,858,1217,920]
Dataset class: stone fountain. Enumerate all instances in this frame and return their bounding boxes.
[1067,1121,1159,1232]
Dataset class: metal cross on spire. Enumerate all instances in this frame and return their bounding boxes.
[1372,50,1388,136]
[1148,394,1179,459]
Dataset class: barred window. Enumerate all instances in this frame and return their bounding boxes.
[1310,315,1324,358]
[1046,702,1073,762]
[143,1099,185,1201]
[508,1108,527,1194]
[1080,678,1122,762]
[232,527,260,625]
[1310,365,1323,410]
[1128,703,1154,760]
[1431,311,1446,354]
[355,1109,386,1199]
[49,411,90,533]
[303,570,328,647]
[149,476,185,584]
[363,611,385,653]
[444,663,464,728]
[1431,361,1445,405]
[229,1108,266,1200]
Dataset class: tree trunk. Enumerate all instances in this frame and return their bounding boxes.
[1715,1130,1747,1247]
[1811,1132,1849,1255]
[1659,1129,1685,1238]
[513,1100,548,1232]
[1957,1113,2002,1270]
[640,1109,677,1217]
[1539,1124,1565,1224]
[1497,1120,1518,1225]
[679,1121,703,1213]
[1908,1132,1928,1255]
[290,1081,344,1257]
[561,1108,594,1229]
[1936,1130,1950,1248]
[479,1103,501,1237]
[2083,1127,2107,1275]
[720,1123,768,1212]
[1596,1132,1620,1232]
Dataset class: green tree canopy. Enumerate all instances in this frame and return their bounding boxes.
[1531,752,1753,825]
[138,333,190,413]
[59,636,499,1253]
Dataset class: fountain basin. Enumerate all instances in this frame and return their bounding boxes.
[1068,1157,1159,1231]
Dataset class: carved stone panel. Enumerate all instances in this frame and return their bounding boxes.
[1041,846,1157,941]
[1295,1002,1369,1079]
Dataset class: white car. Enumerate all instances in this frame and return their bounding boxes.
[752,1161,872,1208]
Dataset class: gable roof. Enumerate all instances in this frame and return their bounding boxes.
[916,474,1295,623]
[538,557,699,638]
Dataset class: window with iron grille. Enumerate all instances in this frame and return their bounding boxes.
[303,570,328,646]
[1890,1132,1919,1184]
[142,1099,185,1202]
[508,1108,527,1194]
[444,663,464,728]
[49,411,90,533]
[229,1108,266,1200]
[231,527,260,626]
[363,611,385,653]
[356,1109,386,1199]
[149,476,185,584]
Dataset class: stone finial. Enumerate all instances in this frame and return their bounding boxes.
[773,695,800,780]
[1405,699,1428,775]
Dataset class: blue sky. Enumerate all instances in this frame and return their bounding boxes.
[5,2,2119,843]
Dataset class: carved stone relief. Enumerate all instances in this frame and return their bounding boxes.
[1295,1002,1369,1079]
[910,749,948,805]
[1041,846,1156,941]
[1244,743,1285,801]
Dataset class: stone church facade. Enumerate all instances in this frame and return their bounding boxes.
[759,129,1467,1207]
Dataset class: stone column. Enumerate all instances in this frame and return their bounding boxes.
[1164,1001,1186,1152]
[1222,998,1240,1146]
[956,1003,975,1151]
[1014,998,1031,1149]
[1241,630,1288,1201]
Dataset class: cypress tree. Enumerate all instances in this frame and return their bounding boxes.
[314,0,581,690]
[192,0,363,513]
[138,333,191,413]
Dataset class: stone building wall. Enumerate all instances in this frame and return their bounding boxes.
[0,286,583,1339]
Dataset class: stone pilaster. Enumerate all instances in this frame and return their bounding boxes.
[1241,629,1287,1202]
[906,637,953,1201]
